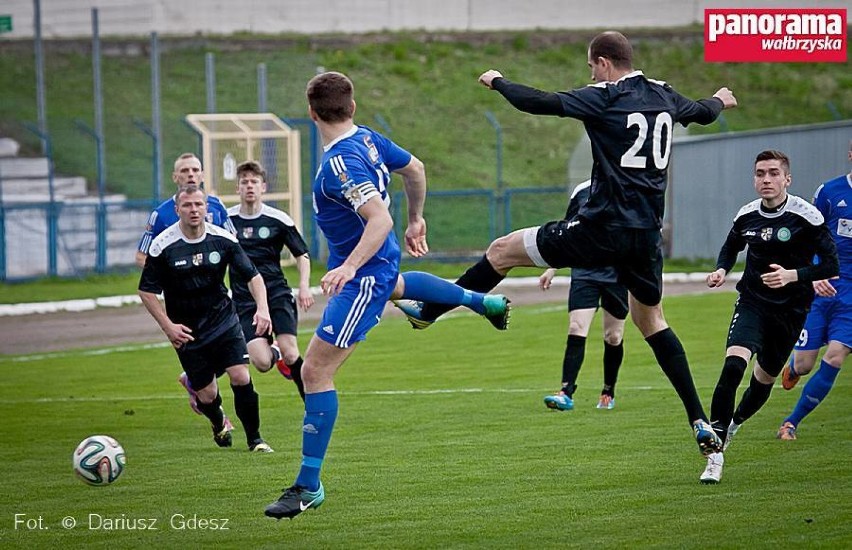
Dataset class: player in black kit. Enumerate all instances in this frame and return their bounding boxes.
[139,184,275,452]
[398,30,738,458]
[698,150,838,484]
[228,160,314,400]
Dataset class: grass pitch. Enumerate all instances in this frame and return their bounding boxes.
[1,293,849,548]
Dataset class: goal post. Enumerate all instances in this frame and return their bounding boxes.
[185,113,302,238]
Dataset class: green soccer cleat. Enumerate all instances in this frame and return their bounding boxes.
[544,392,574,411]
[482,294,511,330]
[264,483,325,520]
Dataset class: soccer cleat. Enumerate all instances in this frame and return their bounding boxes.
[177,372,202,415]
[722,421,740,452]
[781,364,800,391]
[544,392,574,411]
[249,439,274,453]
[596,394,615,410]
[777,421,797,441]
[264,483,325,520]
[693,420,723,456]
[699,452,724,484]
[213,413,234,448]
[271,343,293,379]
[392,300,434,330]
[482,294,511,330]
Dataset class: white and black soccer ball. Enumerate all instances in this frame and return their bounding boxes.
[72,435,126,486]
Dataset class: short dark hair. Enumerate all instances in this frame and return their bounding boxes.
[237,160,266,182]
[589,31,633,70]
[176,184,205,204]
[306,71,355,123]
[754,150,790,173]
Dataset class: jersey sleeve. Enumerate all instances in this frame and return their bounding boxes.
[555,85,609,121]
[228,239,259,282]
[672,91,723,126]
[797,223,839,282]
[209,197,237,234]
[715,223,746,273]
[280,223,310,258]
[371,131,412,172]
[136,209,160,254]
[491,78,565,116]
[324,154,381,211]
[138,254,164,294]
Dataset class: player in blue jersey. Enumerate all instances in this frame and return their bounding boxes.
[540,180,627,411]
[139,184,274,452]
[401,31,737,458]
[264,71,510,520]
[228,160,314,401]
[777,142,852,441]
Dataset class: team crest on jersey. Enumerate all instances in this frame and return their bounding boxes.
[258,227,271,239]
[242,227,254,239]
[777,227,791,242]
[205,212,213,223]
[192,253,204,266]
[209,251,221,264]
[363,136,380,163]
[338,171,349,183]
[761,228,773,241]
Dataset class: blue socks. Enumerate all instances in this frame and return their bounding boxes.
[295,390,338,492]
[400,271,487,314]
[786,360,840,426]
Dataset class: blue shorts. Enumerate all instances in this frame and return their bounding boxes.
[316,270,397,348]
[795,294,852,351]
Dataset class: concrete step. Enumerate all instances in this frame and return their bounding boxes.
[1,176,88,198]
[0,157,50,178]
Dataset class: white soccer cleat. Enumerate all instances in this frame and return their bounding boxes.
[722,421,740,452]
[699,452,724,484]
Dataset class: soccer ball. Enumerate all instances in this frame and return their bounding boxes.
[72,435,126,486]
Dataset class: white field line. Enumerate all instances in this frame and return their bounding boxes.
[0,273,740,317]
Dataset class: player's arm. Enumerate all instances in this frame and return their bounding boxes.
[393,155,428,257]
[797,225,840,283]
[480,71,564,116]
[138,259,194,348]
[676,88,736,126]
[321,196,393,296]
[135,210,160,268]
[707,226,745,287]
[293,253,314,311]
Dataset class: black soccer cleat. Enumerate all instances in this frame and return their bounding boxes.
[264,483,325,520]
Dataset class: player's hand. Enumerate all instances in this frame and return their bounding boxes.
[253,309,272,336]
[321,264,356,297]
[539,268,557,290]
[478,70,504,89]
[761,263,797,288]
[813,278,838,297]
[404,216,428,257]
[164,323,194,348]
[298,285,315,311]
[706,268,726,288]
[714,87,737,109]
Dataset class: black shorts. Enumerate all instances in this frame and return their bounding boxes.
[535,219,664,306]
[568,278,629,319]
[238,294,298,345]
[725,296,808,377]
[176,323,249,390]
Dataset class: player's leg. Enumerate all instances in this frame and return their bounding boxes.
[270,298,306,399]
[598,283,628,409]
[783,299,829,389]
[417,226,541,322]
[265,272,395,520]
[728,310,804,446]
[781,339,849,439]
[545,305,595,411]
[392,271,510,329]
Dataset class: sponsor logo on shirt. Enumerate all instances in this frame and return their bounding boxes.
[363,135,380,163]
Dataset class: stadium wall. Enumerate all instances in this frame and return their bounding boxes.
[669,120,852,260]
[1,0,843,39]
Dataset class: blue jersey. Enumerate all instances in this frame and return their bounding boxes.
[313,125,412,275]
[813,173,852,303]
[137,194,235,255]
